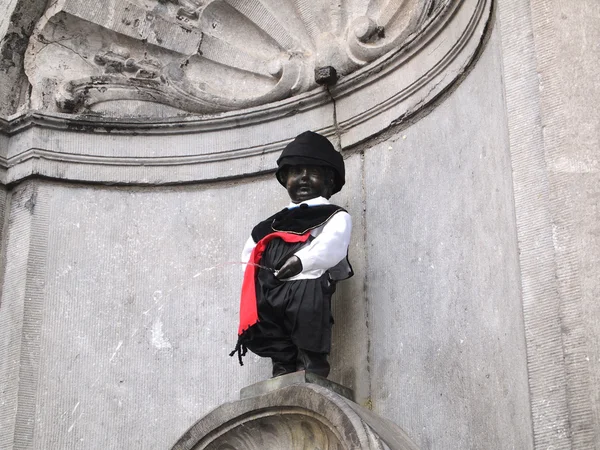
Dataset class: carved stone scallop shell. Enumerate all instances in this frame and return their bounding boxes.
[7,0,491,186]
[24,0,448,115]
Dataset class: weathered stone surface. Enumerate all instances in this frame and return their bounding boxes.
[0,182,49,450]
[531,2,600,446]
[22,0,437,115]
[497,0,600,447]
[363,26,533,449]
[0,0,48,116]
[0,177,370,449]
[172,382,419,450]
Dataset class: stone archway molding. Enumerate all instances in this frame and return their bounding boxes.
[0,0,492,186]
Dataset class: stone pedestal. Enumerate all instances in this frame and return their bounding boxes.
[171,372,419,450]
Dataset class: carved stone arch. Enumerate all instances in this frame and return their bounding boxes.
[171,383,419,450]
[0,0,493,186]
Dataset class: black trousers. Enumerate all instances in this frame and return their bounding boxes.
[244,238,336,363]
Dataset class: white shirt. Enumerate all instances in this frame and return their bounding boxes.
[241,197,352,280]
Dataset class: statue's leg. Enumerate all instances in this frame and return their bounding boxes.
[287,275,333,378]
[297,349,330,378]
[271,346,298,378]
[266,333,298,377]
[244,319,298,377]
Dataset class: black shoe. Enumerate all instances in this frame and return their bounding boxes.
[297,349,330,378]
[272,361,297,378]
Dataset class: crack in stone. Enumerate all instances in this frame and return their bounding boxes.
[43,38,96,69]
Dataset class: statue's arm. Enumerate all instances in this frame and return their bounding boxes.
[240,235,257,272]
[293,211,352,271]
[275,255,303,279]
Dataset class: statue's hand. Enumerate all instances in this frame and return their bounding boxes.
[275,256,303,279]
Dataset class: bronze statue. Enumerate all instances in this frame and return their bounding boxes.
[231,131,353,378]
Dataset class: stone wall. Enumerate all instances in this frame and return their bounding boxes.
[0,0,599,449]
[364,25,532,448]
[529,2,600,447]
[0,176,366,449]
[496,0,600,447]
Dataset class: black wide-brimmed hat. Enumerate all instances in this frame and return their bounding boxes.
[276,131,345,195]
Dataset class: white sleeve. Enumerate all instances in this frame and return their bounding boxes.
[240,236,257,272]
[294,211,352,272]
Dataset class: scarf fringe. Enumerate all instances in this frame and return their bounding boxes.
[229,333,249,366]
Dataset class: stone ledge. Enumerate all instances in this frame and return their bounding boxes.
[240,370,355,402]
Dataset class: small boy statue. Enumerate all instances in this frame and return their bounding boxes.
[230,131,353,378]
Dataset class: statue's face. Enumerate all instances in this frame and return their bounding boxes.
[285,165,333,203]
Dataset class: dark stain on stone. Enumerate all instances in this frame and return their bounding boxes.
[426,0,435,17]
[0,32,28,72]
[24,191,36,214]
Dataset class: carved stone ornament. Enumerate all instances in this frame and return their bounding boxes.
[26,0,445,115]
[171,381,420,450]
[0,0,492,185]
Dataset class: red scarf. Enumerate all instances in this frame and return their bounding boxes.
[238,231,310,335]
